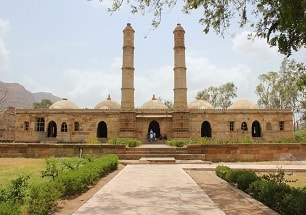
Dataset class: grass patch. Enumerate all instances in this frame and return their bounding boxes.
[0,158,47,184]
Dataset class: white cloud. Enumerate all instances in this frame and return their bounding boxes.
[186,55,258,103]
[0,19,10,71]
[232,31,278,61]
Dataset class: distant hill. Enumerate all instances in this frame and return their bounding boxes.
[0,81,61,109]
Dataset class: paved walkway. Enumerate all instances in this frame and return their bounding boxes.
[73,161,306,215]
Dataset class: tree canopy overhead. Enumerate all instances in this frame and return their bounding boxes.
[101,0,306,56]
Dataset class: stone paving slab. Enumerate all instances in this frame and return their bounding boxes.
[73,165,225,215]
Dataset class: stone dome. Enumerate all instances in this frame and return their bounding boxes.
[228,99,258,109]
[188,99,214,109]
[139,95,168,109]
[49,98,79,109]
[95,95,121,110]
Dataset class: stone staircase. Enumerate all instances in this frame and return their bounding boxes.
[117,145,206,162]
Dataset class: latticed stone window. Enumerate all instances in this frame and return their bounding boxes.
[241,122,248,131]
[24,121,29,131]
[61,122,68,132]
[74,121,80,131]
[35,118,45,132]
[229,121,234,132]
[279,121,285,131]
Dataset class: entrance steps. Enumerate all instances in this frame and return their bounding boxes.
[117,145,206,161]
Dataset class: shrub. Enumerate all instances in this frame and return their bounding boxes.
[85,134,100,144]
[166,139,190,147]
[108,138,141,147]
[229,170,259,191]
[26,181,64,215]
[0,201,21,215]
[55,154,118,197]
[215,165,233,182]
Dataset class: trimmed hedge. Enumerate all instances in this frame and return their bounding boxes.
[0,154,119,215]
[215,165,306,215]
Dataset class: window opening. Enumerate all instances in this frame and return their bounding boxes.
[241,122,248,131]
[35,118,45,132]
[229,121,234,132]
[61,122,68,132]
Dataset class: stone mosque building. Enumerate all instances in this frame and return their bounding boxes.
[11,23,293,143]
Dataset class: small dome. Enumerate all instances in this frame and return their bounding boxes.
[95,95,121,110]
[49,98,79,109]
[140,95,168,109]
[188,99,214,109]
[228,99,258,109]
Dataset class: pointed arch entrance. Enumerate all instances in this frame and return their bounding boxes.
[148,120,160,139]
[97,121,107,138]
[252,121,261,137]
[48,121,57,137]
[201,121,212,137]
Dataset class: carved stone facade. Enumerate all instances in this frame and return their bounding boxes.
[6,23,293,143]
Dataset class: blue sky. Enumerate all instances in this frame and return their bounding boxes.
[0,0,305,108]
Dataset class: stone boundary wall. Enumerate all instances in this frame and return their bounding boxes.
[0,144,126,158]
[187,144,306,162]
[0,143,305,162]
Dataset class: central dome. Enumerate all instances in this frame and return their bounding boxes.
[228,99,258,109]
[95,95,121,110]
[188,99,214,109]
[139,95,169,109]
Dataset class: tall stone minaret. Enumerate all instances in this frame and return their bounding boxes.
[172,24,190,139]
[173,24,187,110]
[121,23,135,110]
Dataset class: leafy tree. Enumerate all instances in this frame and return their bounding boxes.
[158,97,173,109]
[33,99,53,109]
[256,58,306,127]
[101,0,306,56]
[196,82,237,109]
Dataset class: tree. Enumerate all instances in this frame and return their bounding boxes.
[196,82,237,109]
[33,99,53,109]
[102,0,306,56]
[158,97,174,109]
[256,58,306,127]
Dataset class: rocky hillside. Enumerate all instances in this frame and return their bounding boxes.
[0,81,60,109]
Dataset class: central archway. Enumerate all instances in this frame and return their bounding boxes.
[201,121,212,138]
[148,120,160,139]
[48,121,57,137]
[97,121,107,138]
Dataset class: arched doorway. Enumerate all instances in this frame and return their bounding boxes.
[201,121,211,137]
[48,121,57,137]
[252,121,261,137]
[97,121,107,138]
[148,120,161,139]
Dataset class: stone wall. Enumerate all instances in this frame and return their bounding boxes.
[0,143,305,162]
[187,144,306,162]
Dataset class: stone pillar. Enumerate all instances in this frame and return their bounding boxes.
[173,23,187,111]
[121,23,135,110]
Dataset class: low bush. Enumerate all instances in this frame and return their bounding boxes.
[0,154,118,215]
[108,138,141,147]
[229,170,259,191]
[26,181,64,215]
[215,165,232,182]
[216,165,306,215]
[56,154,118,197]
[166,139,190,147]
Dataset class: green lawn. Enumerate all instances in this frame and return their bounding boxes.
[0,158,47,185]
